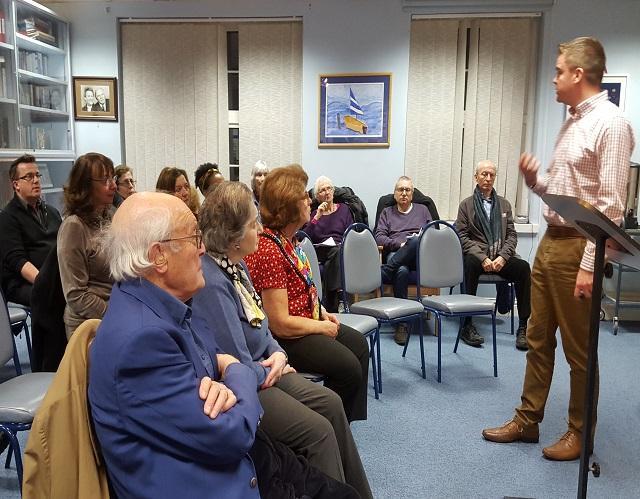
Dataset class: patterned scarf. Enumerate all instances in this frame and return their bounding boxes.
[209,253,266,328]
[261,228,320,320]
[473,185,503,260]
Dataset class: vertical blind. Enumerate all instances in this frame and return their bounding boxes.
[238,22,302,185]
[405,17,538,220]
[121,23,225,191]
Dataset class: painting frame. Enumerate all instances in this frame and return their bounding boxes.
[73,77,118,121]
[318,73,391,147]
[601,74,627,112]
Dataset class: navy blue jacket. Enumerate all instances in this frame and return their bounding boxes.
[89,279,263,498]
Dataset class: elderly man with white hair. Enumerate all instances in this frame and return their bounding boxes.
[455,160,531,350]
[88,192,264,498]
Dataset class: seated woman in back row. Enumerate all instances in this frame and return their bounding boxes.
[245,164,370,424]
[191,181,371,499]
[303,175,354,312]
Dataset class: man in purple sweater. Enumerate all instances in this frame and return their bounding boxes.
[375,176,432,344]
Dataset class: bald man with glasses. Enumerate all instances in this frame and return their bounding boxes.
[0,154,61,306]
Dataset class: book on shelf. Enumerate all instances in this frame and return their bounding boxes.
[0,116,9,148]
[17,17,58,47]
[19,50,49,76]
[19,82,65,111]
[20,124,51,150]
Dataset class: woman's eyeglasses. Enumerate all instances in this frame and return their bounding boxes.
[117,178,136,187]
[91,176,117,186]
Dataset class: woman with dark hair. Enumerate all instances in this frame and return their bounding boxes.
[194,162,224,196]
[155,166,191,208]
[191,181,371,498]
[113,165,136,207]
[57,152,115,337]
[245,164,370,424]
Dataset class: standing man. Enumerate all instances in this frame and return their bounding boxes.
[455,160,531,350]
[376,175,433,344]
[482,37,635,461]
[0,154,61,306]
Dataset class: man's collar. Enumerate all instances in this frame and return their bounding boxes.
[569,90,608,119]
[120,278,191,326]
[14,193,41,211]
[396,203,413,214]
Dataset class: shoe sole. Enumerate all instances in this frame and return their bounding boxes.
[482,432,539,444]
[461,338,483,347]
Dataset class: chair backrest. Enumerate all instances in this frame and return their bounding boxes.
[298,236,324,301]
[0,290,17,369]
[341,223,381,294]
[417,221,464,290]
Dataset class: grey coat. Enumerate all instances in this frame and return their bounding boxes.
[455,193,518,263]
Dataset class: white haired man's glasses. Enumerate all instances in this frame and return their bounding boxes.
[159,230,203,249]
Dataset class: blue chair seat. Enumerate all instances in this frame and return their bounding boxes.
[0,373,55,422]
[350,297,424,321]
[420,295,495,314]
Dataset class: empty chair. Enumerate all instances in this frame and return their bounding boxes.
[8,303,32,369]
[299,234,381,398]
[0,290,54,494]
[415,221,498,382]
[340,223,424,381]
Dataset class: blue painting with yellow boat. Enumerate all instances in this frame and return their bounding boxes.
[319,73,391,147]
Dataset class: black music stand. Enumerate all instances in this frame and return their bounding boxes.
[543,194,640,499]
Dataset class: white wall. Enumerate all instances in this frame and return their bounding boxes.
[49,0,640,256]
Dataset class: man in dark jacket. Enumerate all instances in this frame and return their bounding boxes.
[0,154,61,306]
[455,160,531,350]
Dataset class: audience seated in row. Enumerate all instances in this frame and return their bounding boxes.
[87,192,358,498]
[191,181,371,498]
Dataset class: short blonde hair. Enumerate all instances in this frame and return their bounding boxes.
[558,36,606,86]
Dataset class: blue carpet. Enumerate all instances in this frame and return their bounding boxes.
[2,315,639,498]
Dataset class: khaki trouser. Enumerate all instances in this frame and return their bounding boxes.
[514,232,598,438]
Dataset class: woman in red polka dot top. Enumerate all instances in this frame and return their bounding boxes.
[245,164,369,422]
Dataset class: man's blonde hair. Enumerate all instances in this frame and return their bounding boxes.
[558,36,606,86]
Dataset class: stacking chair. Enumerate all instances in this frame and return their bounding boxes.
[340,223,424,382]
[0,291,54,493]
[299,235,381,398]
[415,221,498,382]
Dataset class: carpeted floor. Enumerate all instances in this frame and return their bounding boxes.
[2,314,639,498]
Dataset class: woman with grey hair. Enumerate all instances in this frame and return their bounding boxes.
[191,181,372,499]
[302,175,354,312]
[250,160,269,210]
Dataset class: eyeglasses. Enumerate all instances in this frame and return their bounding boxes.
[117,179,136,187]
[477,171,496,179]
[91,176,117,186]
[160,230,203,248]
[16,172,43,182]
[395,187,412,193]
[317,186,334,194]
[175,184,190,194]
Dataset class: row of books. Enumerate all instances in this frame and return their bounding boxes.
[0,116,9,148]
[20,124,50,150]
[0,11,6,44]
[17,17,57,47]
[19,82,65,111]
[19,50,49,76]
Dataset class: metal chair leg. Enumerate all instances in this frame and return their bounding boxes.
[492,313,498,377]
[418,315,426,379]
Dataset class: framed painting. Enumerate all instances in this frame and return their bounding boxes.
[601,74,627,112]
[73,77,118,121]
[319,73,391,147]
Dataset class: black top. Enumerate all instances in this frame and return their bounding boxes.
[0,194,62,295]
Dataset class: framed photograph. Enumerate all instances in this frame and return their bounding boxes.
[601,74,627,112]
[73,77,118,121]
[319,73,391,147]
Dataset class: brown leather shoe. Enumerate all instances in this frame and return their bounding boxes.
[482,419,539,443]
[542,430,582,461]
